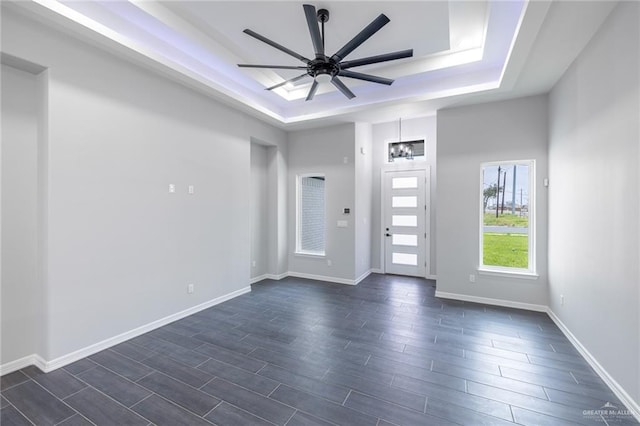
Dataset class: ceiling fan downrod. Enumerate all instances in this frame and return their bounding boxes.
[317,8,329,53]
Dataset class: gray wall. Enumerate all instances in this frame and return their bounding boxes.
[436,95,549,306]
[371,116,437,275]
[250,143,269,279]
[288,124,356,282]
[1,64,44,364]
[266,144,289,277]
[1,8,286,363]
[548,1,639,404]
[355,123,373,280]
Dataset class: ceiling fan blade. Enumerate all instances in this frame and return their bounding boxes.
[238,64,307,70]
[303,4,324,57]
[331,14,390,62]
[340,49,413,70]
[306,80,319,101]
[339,70,393,85]
[266,74,309,91]
[331,77,356,99]
[243,29,310,64]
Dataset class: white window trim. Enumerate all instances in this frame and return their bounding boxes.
[478,268,539,280]
[294,252,326,259]
[478,160,536,276]
[296,173,326,257]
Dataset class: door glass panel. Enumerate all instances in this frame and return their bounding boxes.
[392,215,417,227]
[392,196,418,208]
[392,234,418,246]
[392,252,418,265]
[392,176,418,189]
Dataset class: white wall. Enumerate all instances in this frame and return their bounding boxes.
[436,95,549,306]
[371,116,437,275]
[288,124,356,282]
[1,8,286,364]
[250,143,269,279]
[1,64,44,364]
[548,1,639,406]
[354,123,373,281]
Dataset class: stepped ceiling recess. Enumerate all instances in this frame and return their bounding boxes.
[9,1,617,128]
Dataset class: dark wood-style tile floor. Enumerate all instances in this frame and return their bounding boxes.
[1,274,638,425]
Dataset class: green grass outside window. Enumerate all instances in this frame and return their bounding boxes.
[483,233,528,268]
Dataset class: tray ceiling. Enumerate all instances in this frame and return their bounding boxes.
[16,1,531,126]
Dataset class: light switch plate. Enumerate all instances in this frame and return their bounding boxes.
[337,220,348,228]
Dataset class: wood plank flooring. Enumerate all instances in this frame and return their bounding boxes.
[1,274,638,425]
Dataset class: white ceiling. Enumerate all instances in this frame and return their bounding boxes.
[11,1,617,129]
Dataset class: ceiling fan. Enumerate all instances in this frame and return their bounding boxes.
[238,4,413,101]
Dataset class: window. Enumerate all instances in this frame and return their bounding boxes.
[480,160,535,274]
[296,174,325,256]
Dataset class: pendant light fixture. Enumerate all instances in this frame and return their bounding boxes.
[388,117,414,162]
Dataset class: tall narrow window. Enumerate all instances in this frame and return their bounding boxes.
[297,174,325,255]
[480,161,535,274]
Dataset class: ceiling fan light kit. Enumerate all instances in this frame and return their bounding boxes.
[238,4,413,101]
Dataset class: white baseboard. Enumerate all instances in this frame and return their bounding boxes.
[266,272,289,280]
[0,355,33,375]
[250,272,289,284]
[249,274,268,284]
[0,354,46,376]
[255,270,371,286]
[426,274,437,280]
[434,290,547,312]
[0,286,251,375]
[547,309,640,422]
[288,271,356,285]
[355,269,372,285]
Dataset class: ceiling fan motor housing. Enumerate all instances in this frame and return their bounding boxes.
[309,57,339,81]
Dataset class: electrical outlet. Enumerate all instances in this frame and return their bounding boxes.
[252,260,256,268]
[469,274,476,283]
[187,284,194,294]
[169,184,176,193]
[560,294,564,306]
[188,185,195,194]
[327,259,332,267]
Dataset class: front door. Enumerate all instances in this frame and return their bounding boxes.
[383,170,427,277]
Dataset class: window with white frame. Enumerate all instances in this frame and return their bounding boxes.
[296,174,325,255]
[480,160,535,274]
